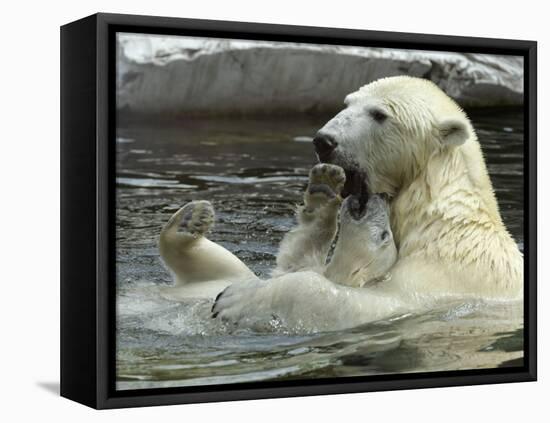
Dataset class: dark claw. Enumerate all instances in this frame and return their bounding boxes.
[211,289,226,315]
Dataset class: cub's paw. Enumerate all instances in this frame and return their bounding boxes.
[178,200,215,238]
[304,164,346,210]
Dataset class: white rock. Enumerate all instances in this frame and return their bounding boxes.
[116,33,523,116]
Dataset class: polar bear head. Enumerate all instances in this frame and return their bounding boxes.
[313,76,474,196]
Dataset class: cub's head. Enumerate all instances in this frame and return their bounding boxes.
[313,76,473,196]
[325,193,397,287]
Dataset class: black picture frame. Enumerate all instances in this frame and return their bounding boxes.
[60,12,537,409]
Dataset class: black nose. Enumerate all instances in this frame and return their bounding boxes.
[313,133,337,161]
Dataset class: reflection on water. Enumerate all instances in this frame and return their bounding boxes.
[115,108,524,390]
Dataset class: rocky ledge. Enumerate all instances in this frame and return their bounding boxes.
[117,34,523,117]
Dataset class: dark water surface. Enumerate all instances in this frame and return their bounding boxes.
[115,109,524,390]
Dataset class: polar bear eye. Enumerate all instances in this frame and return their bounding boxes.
[380,230,390,242]
[370,109,388,123]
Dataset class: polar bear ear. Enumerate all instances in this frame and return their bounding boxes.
[438,119,470,147]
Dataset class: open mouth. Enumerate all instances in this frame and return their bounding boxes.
[342,169,369,220]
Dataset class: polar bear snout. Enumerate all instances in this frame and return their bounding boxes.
[313,132,337,162]
[313,109,367,191]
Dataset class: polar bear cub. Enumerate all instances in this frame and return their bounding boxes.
[159,164,397,303]
[275,163,397,287]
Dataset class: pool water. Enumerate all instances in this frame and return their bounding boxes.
[115,108,524,390]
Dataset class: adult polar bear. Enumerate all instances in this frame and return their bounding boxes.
[211,76,523,329]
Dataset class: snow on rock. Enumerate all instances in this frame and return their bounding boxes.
[117,33,523,116]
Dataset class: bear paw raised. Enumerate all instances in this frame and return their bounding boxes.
[304,163,346,211]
